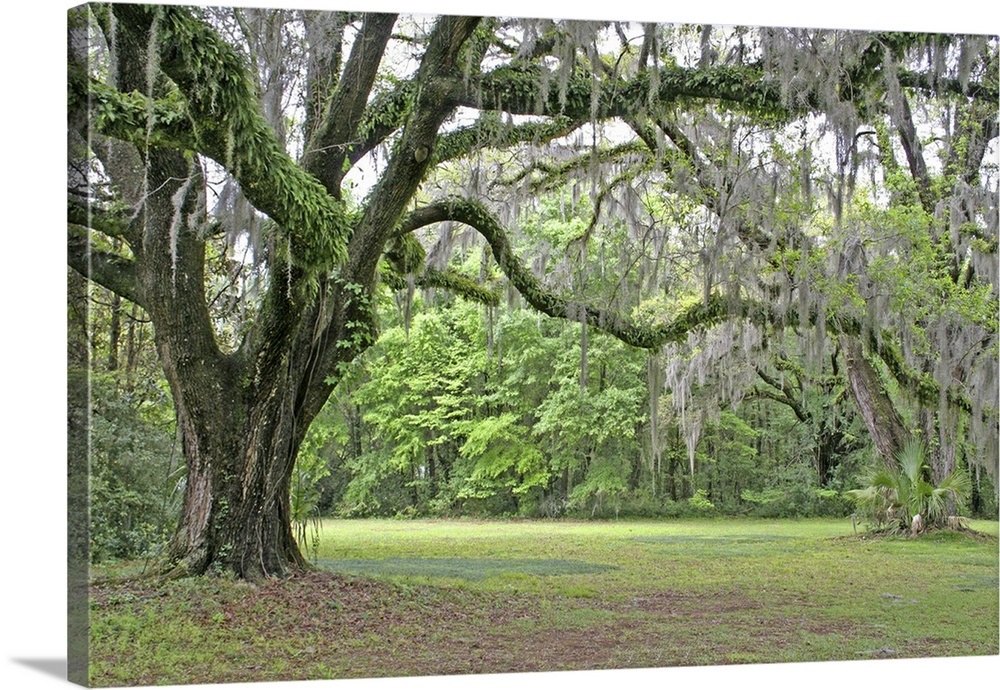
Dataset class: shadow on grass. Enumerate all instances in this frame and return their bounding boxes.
[316,557,615,580]
[954,574,1000,591]
[633,534,799,557]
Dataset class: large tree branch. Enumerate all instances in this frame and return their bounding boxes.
[745,386,809,423]
[399,197,740,348]
[344,15,481,286]
[112,4,351,274]
[451,32,991,137]
[435,113,581,166]
[892,91,935,214]
[288,15,486,426]
[91,6,231,381]
[302,12,397,196]
[67,224,144,307]
[897,69,998,103]
[753,366,809,422]
[458,62,791,122]
[841,335,911,464]
[414,268,501,306]
[301,10,348,143]
[82,79,199,152]
[347,42,800,172]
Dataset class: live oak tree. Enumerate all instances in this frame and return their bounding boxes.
[68,4,998,577]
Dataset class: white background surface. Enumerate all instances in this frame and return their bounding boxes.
[2,1,997,688]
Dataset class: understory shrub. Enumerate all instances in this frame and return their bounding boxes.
[87,372,181,563]
[846,439,972,533]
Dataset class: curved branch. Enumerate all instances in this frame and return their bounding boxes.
[435,114,580,166]
[414,267,500,306]
[753,367,808,422]
[399,197,738,348]
[745,387,809,423]
[400,197,996,429]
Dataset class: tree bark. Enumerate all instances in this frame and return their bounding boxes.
[165,378,310,578]
[841,335,910,466]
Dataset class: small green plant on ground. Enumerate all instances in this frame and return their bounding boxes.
[846,439,972,534]
[289,420,337,562]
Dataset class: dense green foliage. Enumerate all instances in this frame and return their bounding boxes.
[296,294,994,522]
[87,372,180,562]
[68,275,181,563]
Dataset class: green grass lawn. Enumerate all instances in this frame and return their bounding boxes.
[88,518,999,686]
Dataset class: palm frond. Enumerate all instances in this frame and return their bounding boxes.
[897,438,928,485]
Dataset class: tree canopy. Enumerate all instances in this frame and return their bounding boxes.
[68,2,998,577]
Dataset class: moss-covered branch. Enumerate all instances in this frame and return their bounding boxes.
[346,82,417,167]
[753,367,808,422]
[460,61,792,122]
[400,197,741,348]
[434,113,581,165]
[112,4,351,274]
[897,70,998,103]
[414,268,501,306]
[83,79,199,152]
[383,233,427,277]
[745,387,809,423]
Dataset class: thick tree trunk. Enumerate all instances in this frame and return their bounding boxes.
[841,336,910,466]
[159,282,368,578]
[165,384,311,579]
[127,143,337,579]
[156,269,372,578]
